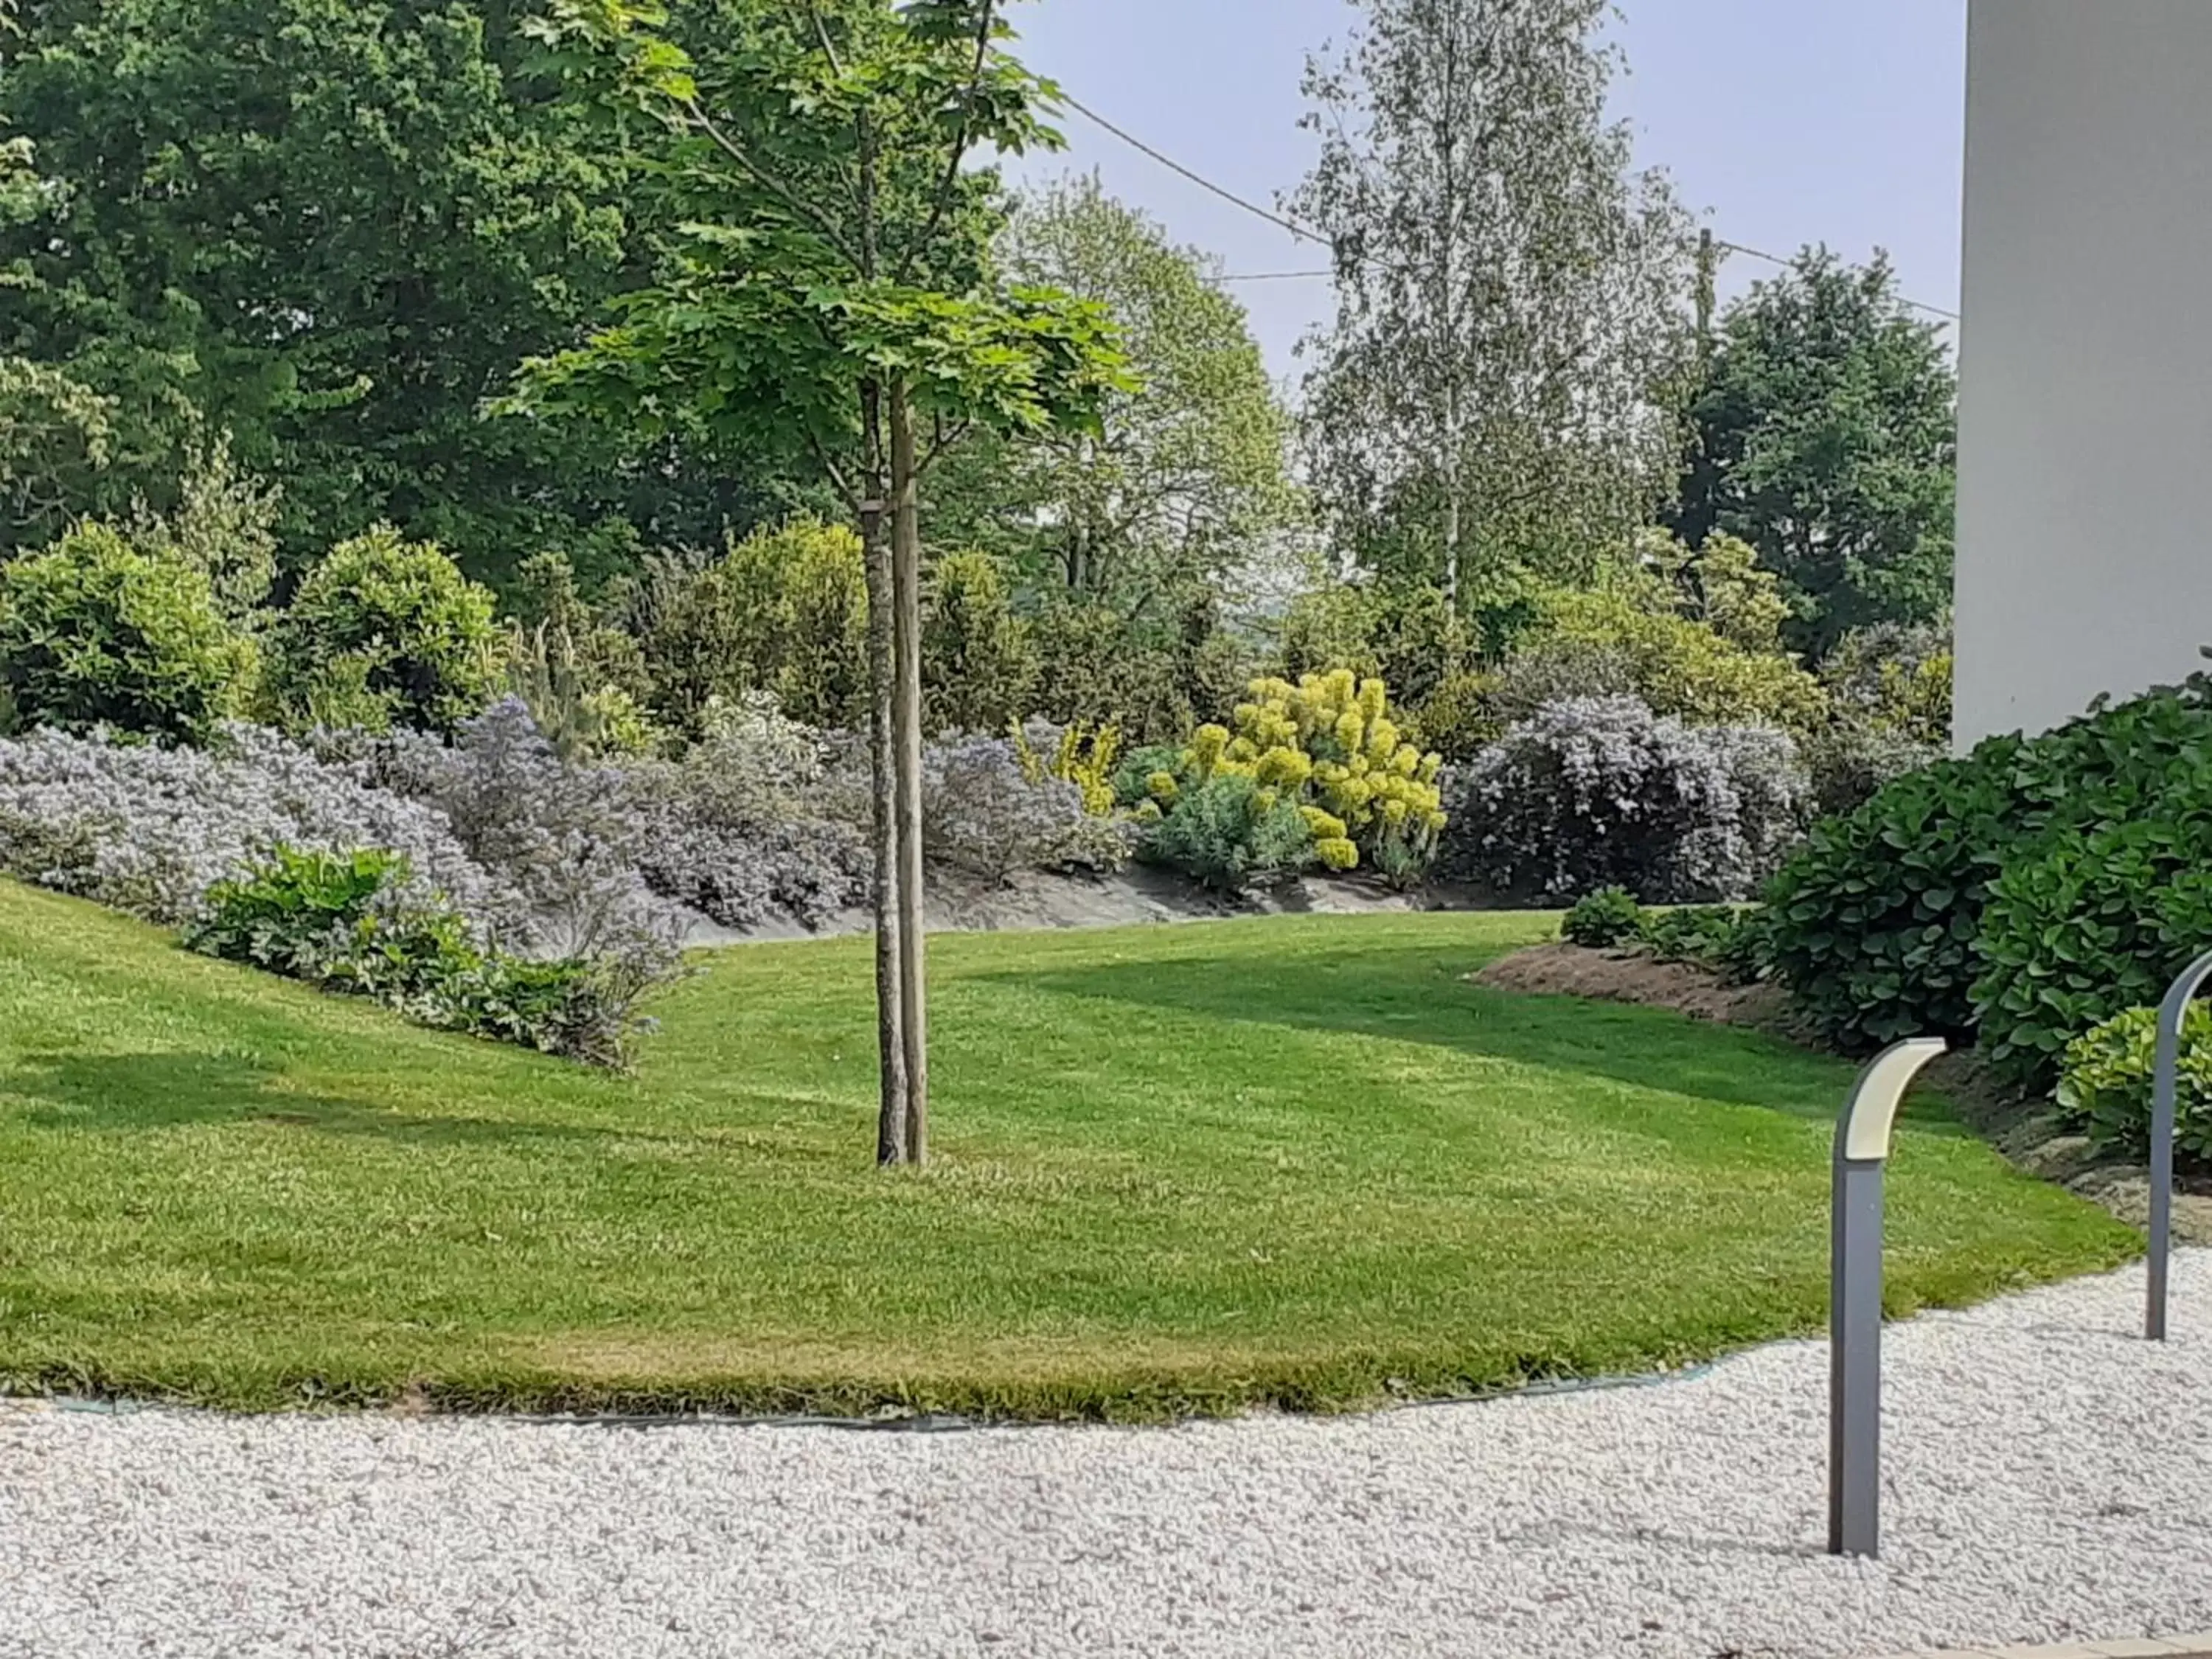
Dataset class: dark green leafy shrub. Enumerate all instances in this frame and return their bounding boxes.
[187,844,670,1068]
[2056,1004,2212,1171]
[268,526,499,735]
[1972,822,2212,1088]
[185,846,432,981]
[1798,722,1942,821]
[1768,674,2212,1057]
[1763,745,2026,1050]
[1410,669,1503,763]
[1027,598,1251,745]
[0,523,257,742]
[1562,886,1642,948]
[1638,903,1775,985]
[1820,622,1953,748]
[1141,772,1312,891]
[923,550,1037,736]
[621,520,870,737]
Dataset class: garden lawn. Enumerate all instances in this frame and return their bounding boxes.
[0,880,2137,1419]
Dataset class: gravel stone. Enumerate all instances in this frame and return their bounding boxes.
[4,1255,2211,1658]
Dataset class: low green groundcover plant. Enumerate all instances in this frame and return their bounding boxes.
[1638,903,1775,986]
[2057,1003,2212,1171]
[1560,886,1642,948]
[187,846,668,1068]
[1559,889,1775,986]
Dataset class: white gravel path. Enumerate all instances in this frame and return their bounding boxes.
[5,1255,2212,1659]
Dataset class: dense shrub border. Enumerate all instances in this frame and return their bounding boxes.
[0,524,256,743]
[1766,675,2212,1089]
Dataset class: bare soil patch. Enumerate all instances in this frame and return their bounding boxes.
[1471,940,1793,1031]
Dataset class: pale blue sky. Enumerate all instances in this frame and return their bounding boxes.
[1004,0,1969,380]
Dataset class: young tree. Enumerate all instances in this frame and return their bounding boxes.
[932,173,1300,605]
[1669,248,1956,658]
[512,0,1125,1166]
[1291,0,1694,606]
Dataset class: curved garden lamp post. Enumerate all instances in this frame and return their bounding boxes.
[2147,947,2212,1342]
[1830,1036,1947,1560]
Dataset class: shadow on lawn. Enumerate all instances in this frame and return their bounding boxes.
[2,1049,611,1149]
[992,940,1965,1134]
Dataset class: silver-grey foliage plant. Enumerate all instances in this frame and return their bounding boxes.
[1439,694,1806,902]
[920,731,1135,883]
[0,721,524,932]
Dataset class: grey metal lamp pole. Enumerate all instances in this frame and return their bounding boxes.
[1830,1037,1947,1559]
[2147,947,2212,1341]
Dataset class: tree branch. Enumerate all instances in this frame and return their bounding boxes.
[679,97,866,271]
[799,1,845,78]
[807,429,860,509]
[917,418,975,476]
[893,0,998,284]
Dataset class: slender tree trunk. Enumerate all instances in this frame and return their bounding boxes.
[1441,389,1463,608]
[1441,474,1462,608]
[860,494,909,1166]
[888,381,929,1166]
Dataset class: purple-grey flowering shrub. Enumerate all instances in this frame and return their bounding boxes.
[631,698,873,930]
[340,694,870,936]
[0,722,521,931]
[330,697,681,961]
[633,805,872,931]
[920,734,1133,883]
[1438,695,1808,903]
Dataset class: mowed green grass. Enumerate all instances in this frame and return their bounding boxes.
[0,879,2136,1418]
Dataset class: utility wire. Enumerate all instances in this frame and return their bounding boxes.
[1056,91,1326,248]
[1060,91,1963,324]
[1712,235,1961,321]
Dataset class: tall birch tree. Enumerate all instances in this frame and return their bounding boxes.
[1290,0,1695,604]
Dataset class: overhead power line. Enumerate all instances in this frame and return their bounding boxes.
[1058,91,1963,325]
[1711,236,1961,322]
[1056,91,1325,248]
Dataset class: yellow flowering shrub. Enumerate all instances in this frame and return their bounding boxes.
[1174,668,1447,882]
[1012,720,1122,818]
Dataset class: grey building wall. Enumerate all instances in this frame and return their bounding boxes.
[1956,0,2212,745]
